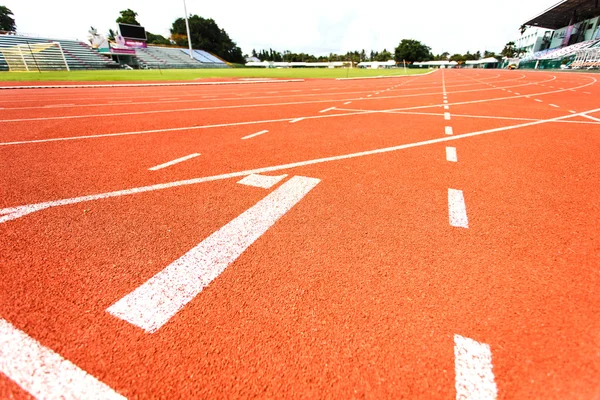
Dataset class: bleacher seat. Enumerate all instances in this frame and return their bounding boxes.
[0,34,118,71]
[135,46,229,69]
[521,39,600,62]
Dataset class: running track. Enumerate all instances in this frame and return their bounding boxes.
[1,70,599,399]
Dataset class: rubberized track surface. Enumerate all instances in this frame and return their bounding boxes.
[1,70,599,399]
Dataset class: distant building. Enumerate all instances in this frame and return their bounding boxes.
[514,26,554,57]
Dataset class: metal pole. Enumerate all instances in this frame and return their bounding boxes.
[183,0,194,59]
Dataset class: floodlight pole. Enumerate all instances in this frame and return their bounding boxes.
[183,0,193,59]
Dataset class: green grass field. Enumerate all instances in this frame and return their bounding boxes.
[0,67,430,82]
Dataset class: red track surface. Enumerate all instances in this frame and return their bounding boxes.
[1,70,599,399]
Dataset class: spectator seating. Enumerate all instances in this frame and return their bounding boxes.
[136,46,229,69]
[0,34,118,71]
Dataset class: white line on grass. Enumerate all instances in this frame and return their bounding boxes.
[454,334,497,400]
[448,189,468,228]
[241,130,269,140]
[446,147,457,162]
[3,107,599,224]
[148,153,201,171]
[107,175,320,332]
[0,318,126,399]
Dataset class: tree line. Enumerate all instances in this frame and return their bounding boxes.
[110,9,244,64]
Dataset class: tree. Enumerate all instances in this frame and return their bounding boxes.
[501,41,517,58]
[146,32,170,45]
[394,39,431,62]
[0,5,16,32]
[116,9,140,26]
[170,15,244,63]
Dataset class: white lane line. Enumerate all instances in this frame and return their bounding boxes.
[445,112,451,120]
[445,126,454,135]
[241,130,269,140]
[0,318,126,399]
[43,104,75,108]
[107,176,320,333]
[160,98,179,101]
[148,153,201,171]
[444,105,450,110]
[1,75,592,124]
[514,92,520,95]
[446,147,457,162]
[454,334,497,400]
[367,95,372,97]
[549,104,560,108]
[584,91,591,94]
[319,107,336,113]
[448,189,468,228]
[582,113,600,122]
[237,173,287,189]
[343,101,352,105]
[443,100,448,104]
[3,107,599,224]
[290,117,305,123]
[569,110,576,113]
[535,99,543,102]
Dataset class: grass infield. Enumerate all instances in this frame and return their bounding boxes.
[0,67,429,82]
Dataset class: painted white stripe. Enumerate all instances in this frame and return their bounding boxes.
[43,104,75,108]
[446,147,457,162]
[448,189,468,228]
[319,107,336,113]
[107,176,320,332]
[3,107,599,224]
[445,126,454,135]
[535,99,543,102]
[343,101,352,105]
[454,334,497,400]
[290,117,304,123]
[0,318,126,399]
[241,130,268,140]
[549,104,559,108]
[443,100,448,104]
[584,91,591,94]
[445,112,451,120]
[514,92,520,95]
[237,173,287,189]
[444,105,450,110]
[582,113,600,122]
[569,110,576,113]
[148,153,200,171]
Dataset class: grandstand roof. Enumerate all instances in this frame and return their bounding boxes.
[524,0,600,29]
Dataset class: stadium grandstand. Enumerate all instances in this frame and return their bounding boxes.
[0,34,118,71]
[516,0,600,69]
[0,25,228,71]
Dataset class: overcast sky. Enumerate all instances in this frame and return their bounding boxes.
[4,0,557,56]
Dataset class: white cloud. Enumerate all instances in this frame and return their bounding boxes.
[3,0,557,56]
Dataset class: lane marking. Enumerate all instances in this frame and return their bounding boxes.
[535,99,543,102]
[446,147,457,162]
[445,126,454,135]
[290,117,305,123]
[455,334,497,400]
[241,130,269,140]
[443,100,448,104]
[445,112,451,120]
[43,104,75,108]
[0,75,591,124]
[107,175,320,332]
[319,107,336,113]
[582,113,600,122]
[3,106,600,224]
[0,318,126,399]
[549,104,559,108]
[514,92,520,95]
[148,153,201,171]
[569,110,576,113]
[448,189,468,228]
[237,173,287,189]
[343,101,352,105]
[444,105,450,110]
